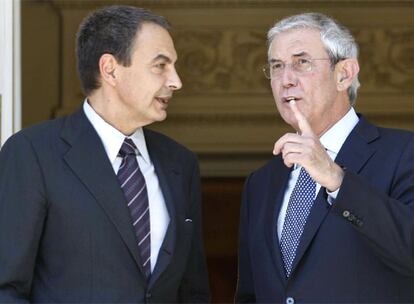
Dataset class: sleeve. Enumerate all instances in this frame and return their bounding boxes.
[235,174,256,303]
[0,134,47,302]
[332,135,414,275]
[177,154,210,303]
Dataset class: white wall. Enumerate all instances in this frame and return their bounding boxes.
[0,0,21,147]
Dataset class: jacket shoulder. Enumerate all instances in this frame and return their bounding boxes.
[2,116,68,150]
[144,128,196,159]
[377,126,414,142]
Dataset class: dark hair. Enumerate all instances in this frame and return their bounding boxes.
[76,5,171,95]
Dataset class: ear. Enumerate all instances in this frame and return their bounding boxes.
[99,53,118,87]
[334,58,360,92]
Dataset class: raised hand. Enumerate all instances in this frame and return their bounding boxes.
[273,100,344,192]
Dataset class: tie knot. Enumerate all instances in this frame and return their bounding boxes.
[119,138,138,157]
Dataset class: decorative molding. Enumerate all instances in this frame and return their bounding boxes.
[49,0,414,9]
[357,29,414,91]
[48,26,411,99]
[173,28,414,94]
[175,30,268,94]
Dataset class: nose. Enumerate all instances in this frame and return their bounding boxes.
[167,67,182,91]
[280,65,298,88]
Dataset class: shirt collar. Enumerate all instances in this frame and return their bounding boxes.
[83,100,151,165]
[319,107,359,155]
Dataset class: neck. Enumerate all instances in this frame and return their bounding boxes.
[87,91,138,136]
[314,101,351,137]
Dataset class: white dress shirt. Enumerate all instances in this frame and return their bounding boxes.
[277,107,359,240]
[83,100,169,272]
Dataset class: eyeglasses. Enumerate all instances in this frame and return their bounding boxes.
[263,57,331,79]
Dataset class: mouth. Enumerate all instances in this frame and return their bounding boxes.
[282,96,301,103]
[155,96,171,106]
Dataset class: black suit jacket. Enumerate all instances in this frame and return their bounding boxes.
[236,116,414,303]
[0,108,210,303]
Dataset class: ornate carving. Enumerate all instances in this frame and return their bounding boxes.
[173,27,414,94]
[174,30,268,94]
[357,28,414,92]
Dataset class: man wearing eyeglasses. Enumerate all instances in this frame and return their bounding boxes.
[236,12,414,303]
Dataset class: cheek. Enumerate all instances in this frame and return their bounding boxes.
[118,72,141,97]
[313,78,336,100]
[270,80,288,114]
[270,80,280,101]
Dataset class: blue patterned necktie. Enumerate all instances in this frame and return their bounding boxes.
[280,167,316,277]
[117,138,151,279]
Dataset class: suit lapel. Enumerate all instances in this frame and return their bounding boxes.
[264,157,291,284]
[60,109,145,280]
[144,130,179,288]
[289,115,379,278]
[334,116,378,172]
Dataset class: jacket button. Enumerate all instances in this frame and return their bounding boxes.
[286,297,295,304]
[342,210,350,218]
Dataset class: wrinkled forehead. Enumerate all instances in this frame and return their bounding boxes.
[268,28,327,61]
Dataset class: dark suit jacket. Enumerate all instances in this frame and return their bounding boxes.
[0,108,210,303]
[236,116,414,303]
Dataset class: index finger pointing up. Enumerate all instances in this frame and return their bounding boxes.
[289,100,314,136]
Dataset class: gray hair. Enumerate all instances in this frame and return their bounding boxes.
[267,12,360,105]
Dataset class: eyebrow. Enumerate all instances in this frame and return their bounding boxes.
[269,51,310,63]
[152,54,173,63]
[269,58,281,63]
[292,51,309,57]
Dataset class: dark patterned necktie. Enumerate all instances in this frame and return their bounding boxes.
[117,138,151,279]
[280,167,316,277]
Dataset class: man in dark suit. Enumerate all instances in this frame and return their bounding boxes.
[236,12,414,303]
[0,5,209,303]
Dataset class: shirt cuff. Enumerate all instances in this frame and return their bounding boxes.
[326,187,340,205]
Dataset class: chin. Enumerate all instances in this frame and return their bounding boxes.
[154,112,167,122]
[278,110,293,124]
